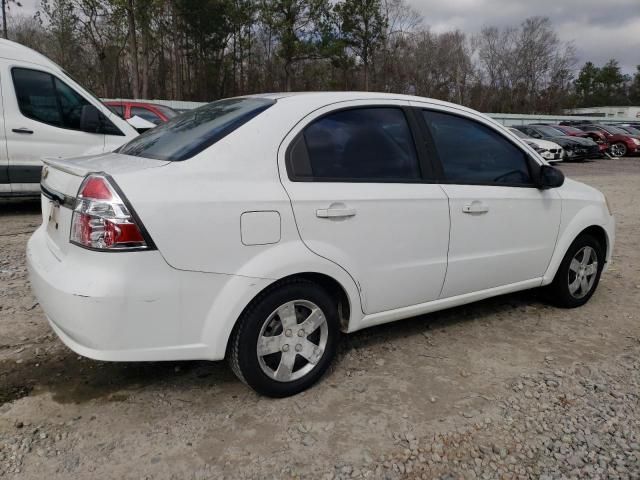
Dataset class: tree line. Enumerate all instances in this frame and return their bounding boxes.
[4,0,640,113]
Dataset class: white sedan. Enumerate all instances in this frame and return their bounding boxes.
[27,92,615,397]
[508,127,564,162]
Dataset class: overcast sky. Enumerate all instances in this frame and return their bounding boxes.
[13,0,640,75]
[409,0,640,74]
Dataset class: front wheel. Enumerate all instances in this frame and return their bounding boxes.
[610,142,627,157]
[228,279,339,397]
[546,234,604,308]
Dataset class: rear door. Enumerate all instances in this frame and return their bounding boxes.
[416,106,561,298]
[279,101,450,315]
[2,66,105,192]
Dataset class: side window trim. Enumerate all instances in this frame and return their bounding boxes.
[285,105,433,184]
[418,107,539,188]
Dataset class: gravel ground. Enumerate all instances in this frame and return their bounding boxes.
[1,158,639,479]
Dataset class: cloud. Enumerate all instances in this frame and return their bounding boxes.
[408,0,640,73]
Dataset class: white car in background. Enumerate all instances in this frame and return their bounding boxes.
[508,127,563,162]
[28,92,615,397]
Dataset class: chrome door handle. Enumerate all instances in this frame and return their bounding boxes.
[316,207,357,218]
[462,201,489,214]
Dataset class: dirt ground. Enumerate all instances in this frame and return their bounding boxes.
[1,158,639,479]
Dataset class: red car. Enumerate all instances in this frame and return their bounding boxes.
[104,101,178,125]
[576,124,640,157]
[545,124,609,155]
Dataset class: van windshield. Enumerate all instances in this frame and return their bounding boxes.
[118,97,275,161]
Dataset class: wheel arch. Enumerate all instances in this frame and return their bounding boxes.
[198,244,363,360]
[543,214,612,285]
[221,272,353,358]
[580,225,608,258]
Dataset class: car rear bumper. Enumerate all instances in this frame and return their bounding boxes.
[27,225,263,362]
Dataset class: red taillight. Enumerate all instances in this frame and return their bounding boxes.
[80,176,112,200]
[70,174,152,251]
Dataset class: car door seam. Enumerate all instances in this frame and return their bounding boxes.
[438,184,452,299]
[274,118,367,315]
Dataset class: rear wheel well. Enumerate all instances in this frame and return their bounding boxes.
[225,273,352,358]
[293,273,351,330]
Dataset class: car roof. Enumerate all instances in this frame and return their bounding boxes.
[247,91,484,116]
[0,38,64,73]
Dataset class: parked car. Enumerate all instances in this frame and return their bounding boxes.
[28,92,615,397]
[534,123,609,155]
[105,101,178,125]
[0,39,138,196]
[575,124,640,157]
[604,124,640,137]
[513,125,601,161]
[508,128,563,162]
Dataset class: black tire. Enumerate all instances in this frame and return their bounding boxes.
[228,279,339,397]
[546,233,604,308]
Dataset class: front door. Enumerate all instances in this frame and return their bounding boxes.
[2,66,105,192]
[418,107,561,298]
[280,102,450,314]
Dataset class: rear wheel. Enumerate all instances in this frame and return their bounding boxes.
[547,234,604,308]
[228,279,339,397]
[610,142,627,157]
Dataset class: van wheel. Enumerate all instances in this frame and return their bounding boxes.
[228,279,339,397]
[547,234,604,308]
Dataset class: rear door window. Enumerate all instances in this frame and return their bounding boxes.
[288,107,420,181]
[118,97,275,161]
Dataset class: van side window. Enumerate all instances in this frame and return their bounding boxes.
[54,77,89,130]
[12,68,123,135]
[12,68,63,126]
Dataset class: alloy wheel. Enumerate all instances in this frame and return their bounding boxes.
[610,143,626,157]
[567,246,598,299]
[256,300,328,382]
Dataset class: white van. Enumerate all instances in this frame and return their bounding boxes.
[0,39,138,196]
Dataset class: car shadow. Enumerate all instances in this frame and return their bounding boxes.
[1,288,546,406]
[0,197,41,217]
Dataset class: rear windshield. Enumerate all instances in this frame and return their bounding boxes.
[118,97,275,161]
[536,126,564,137]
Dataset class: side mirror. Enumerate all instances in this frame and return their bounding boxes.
[80,105,101,133]
[539,165,565,189]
